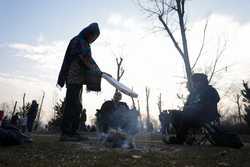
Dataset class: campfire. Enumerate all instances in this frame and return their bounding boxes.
[98,129,136,149]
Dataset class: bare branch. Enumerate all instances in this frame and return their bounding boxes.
[154,0,163,14]
[208,39,227,83]
[158,15,184,58]
[161,0,177,11]
[192,19,208,70]
[181,0,185,16]
[116,57,124,81]
[145,87,151,128]
[161,0,165,14]
[120,68,125,80]
[137,0,161,16]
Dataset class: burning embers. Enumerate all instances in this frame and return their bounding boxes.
[98,129,136,149]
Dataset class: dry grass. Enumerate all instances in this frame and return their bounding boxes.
[0,133,249,167]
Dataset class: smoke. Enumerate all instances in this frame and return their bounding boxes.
[96,104,139,148]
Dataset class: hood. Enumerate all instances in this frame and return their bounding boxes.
[78,22,100,43]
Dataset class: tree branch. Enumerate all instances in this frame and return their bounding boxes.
[158,15,184,58]
[137,0,161,16]
[208,40,227,83]
[192,19,208,70]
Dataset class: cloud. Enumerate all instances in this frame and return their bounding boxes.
[1,13,250,123]
[100,13,250,117]
[107,14,123,26]
[9,40,67,71]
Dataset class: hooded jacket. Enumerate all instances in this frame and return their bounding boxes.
[57,23,102,91]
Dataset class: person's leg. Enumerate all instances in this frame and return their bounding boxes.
[170,111,191,144]
[61,84,80,135]
[29,116,36,132]
[27,117,32,132]
[71,85,83,134]
[176,110,204,143]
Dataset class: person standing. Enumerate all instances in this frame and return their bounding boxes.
[27,100,38,134]
[57,23,103,141]
[20,113,27,133]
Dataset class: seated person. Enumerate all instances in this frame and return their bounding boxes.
[96,91,137,133]
[169,73,220,144]
[159,110,170,136]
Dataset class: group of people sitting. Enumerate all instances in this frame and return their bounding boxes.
[0,100,38,146]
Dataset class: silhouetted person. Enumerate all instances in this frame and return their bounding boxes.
[96,91,139,135]
[10,113,19,127]
[96,92,128,133]
[20,113,27,133]
[0,110,4,127]
[159,111,170,136]
[27,100,38,133]
[57,23,102,141]
[2,116,8,128]
[79,109,87,131]
[170,73,220,144]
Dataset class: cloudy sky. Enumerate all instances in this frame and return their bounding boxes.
[0,0,250,124]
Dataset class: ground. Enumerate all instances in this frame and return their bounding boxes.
[0,133,249,167]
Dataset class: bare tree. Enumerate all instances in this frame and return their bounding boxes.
[137,0,228,89]
[145,87,152,131]
[11,101,17,116]
[234,94,242,123]
[34,91,45,130]
[116,57,125,82]
[205,39,228,84]
[157,93,162,113]
[113,57,125,94]
[241,81,250,126]
[22,93,26,113]
[137,100,144,130]
[138,0,192,90]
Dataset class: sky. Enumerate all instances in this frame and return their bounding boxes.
[0,0,250,124]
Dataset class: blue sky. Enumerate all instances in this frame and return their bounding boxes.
[1,0,249,42]
[0,0,139,42]
[1,0,250,123]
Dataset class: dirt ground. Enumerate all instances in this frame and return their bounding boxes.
[0,133,249,167]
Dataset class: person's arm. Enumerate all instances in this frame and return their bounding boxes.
[78,38,102,74]
[183,94,203,112]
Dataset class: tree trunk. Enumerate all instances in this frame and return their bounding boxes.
[12,101,17,116]
[176,0,192,90]
[146,87,151,131]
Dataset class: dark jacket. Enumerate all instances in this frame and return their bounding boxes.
[27,103,38,119]
[57,23,101,91]
[184,85,220,122]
